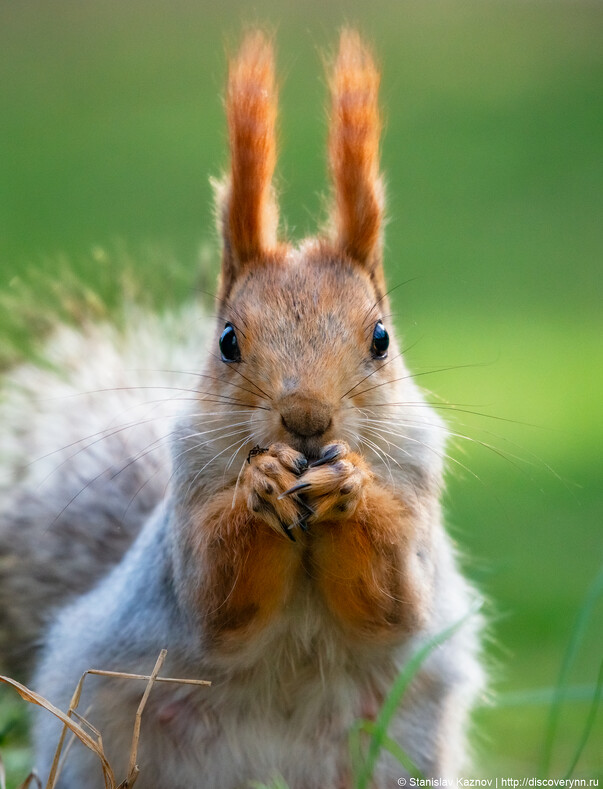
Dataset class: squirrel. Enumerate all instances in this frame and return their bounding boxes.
[0,30,483,788]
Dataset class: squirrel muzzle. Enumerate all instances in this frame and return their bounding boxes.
[278,393,333,439]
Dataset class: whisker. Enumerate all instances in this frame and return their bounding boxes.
[136,369,272,403]
[343,428,398,489]
[361,426,412,460]
[36,383,270,412]
[46,432,171,532]
[196,395,270,411]
[176,425,257,460]
[363,423,483,485]
[184,409,260,418]
[231,456,248,509]
[206,350,273,402]
[175,418,260,443]
[27,407,257,490]
[225,431,259,473]
[194,286,249,335]
[343,427,398,487]
[358,401,543,429]
[35,384,221,402]
[360,278,420,330]
[340,354,402,400]
[31,415,176,491]
[340,339,422,402]
[351,363,491,400]
[356,404,570,492]
[121,463,168,523]
[164,424,254,501]
[366,417,536,477]
[46,412,261,529]
[183,432,256,501]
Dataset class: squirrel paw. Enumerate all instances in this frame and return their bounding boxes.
[280,441,373,524]
[239,443,309,541]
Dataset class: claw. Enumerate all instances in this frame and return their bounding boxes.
[278,481,311,499]
[279,519,296,542]
[296,499,315,519]
[309,445,342,467]
[295,456,309,474]
[288,517,308,534]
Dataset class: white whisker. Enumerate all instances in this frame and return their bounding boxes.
[342,427,396,488]
[182,431,257,501]
[363,422,483,485]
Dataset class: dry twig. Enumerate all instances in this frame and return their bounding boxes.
[0,650,211,789]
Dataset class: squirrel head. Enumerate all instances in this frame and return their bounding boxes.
[187,31,441,473]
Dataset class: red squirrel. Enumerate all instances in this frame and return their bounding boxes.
[0,30,483,788]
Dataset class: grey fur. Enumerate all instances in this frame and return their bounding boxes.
[33,499,482,788]
[8,251,485,787]
[0,306,210,675]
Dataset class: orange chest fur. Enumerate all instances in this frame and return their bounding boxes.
[191,483,427,651]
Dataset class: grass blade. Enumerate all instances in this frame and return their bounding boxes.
[353,597,482,789]
[540,564,603,775]
[356,720,421,777]
[563,656,603,779]
[493,685,600,708]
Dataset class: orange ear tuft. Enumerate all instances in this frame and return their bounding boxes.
[218,30,279,291]
[328,30,384,269]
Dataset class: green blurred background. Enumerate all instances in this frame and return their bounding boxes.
[1,0,601,782]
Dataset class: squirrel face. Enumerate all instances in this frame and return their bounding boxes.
[173,31,441,488]
[207,242,402,460]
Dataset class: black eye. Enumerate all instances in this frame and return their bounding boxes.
[371,321,389,358]
[219,323,241,362]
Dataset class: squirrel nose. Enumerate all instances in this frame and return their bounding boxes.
[279,394,333,438]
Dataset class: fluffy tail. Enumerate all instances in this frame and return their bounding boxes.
[0,305,211,676]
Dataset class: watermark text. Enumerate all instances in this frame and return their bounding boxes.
[396,779,599,788]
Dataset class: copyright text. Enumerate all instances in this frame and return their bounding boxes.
[396,779,599,788]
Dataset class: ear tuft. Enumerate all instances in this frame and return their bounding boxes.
[328,30,384,269]
[218,30,279,293]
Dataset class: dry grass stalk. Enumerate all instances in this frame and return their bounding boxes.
[45,667,108,789]
[68,709,99,736]
[50,708,93,789]
[0,650,211,789]
[119,648,166,789]
[86,670,210,687]
[17,771,42,789]
[49,704,97,788]
[0,674,116,789]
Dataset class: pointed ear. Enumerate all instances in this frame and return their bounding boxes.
[328,30,384,272]
[216,31,279,296]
